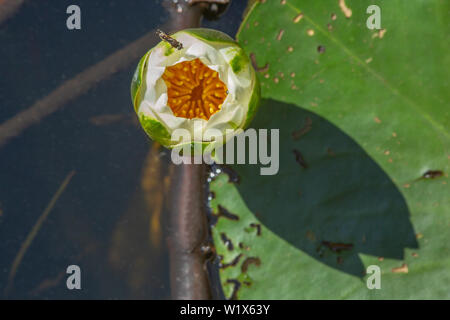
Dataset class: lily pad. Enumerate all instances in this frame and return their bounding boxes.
[210,0,449,299]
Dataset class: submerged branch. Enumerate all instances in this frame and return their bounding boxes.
[168,163,211,299]
[4,170,75,297]
[0,27,163,148]
[0,0,26,26]
[162,0,215,300]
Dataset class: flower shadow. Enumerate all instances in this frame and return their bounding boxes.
[232,99,418,277]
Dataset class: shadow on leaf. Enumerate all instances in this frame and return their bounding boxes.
[232,99,418,277]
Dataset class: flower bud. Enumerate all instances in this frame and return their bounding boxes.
[131,28,260,151]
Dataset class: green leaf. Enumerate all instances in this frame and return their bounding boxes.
[131,49,151,112]
[210,0,449,299]
[139,115,173,146]
[182,28,238,46]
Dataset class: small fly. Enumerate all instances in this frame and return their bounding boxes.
[156,29,183,50]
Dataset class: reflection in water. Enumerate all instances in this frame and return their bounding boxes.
[109,143,172,299]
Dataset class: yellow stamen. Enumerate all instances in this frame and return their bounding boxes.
[162,58,227,120]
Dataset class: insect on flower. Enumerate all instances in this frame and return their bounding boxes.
[156,29,183,50]
[131,28,260,153]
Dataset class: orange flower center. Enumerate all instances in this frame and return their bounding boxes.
[161,58,228,120]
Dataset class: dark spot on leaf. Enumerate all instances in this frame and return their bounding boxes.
[292,117,312,140]
[219,164,240,183]
[241,257,261,273]
[249,52,269,73]
[317,45,326,53]
[249,223,262,236]
[225,279,241,300]
[337,256,343,264]
[220,232,234,251]
[293,149,308,168]
[219,253,243,269]
[239,242,250,251]
[210,204,240,226]
[422,170,443,179]
[217,205,239,221]
[320,241,354,254]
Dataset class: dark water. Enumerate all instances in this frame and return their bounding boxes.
[0,0,247,299]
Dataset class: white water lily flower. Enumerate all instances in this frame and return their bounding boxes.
[131,28,260,150]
